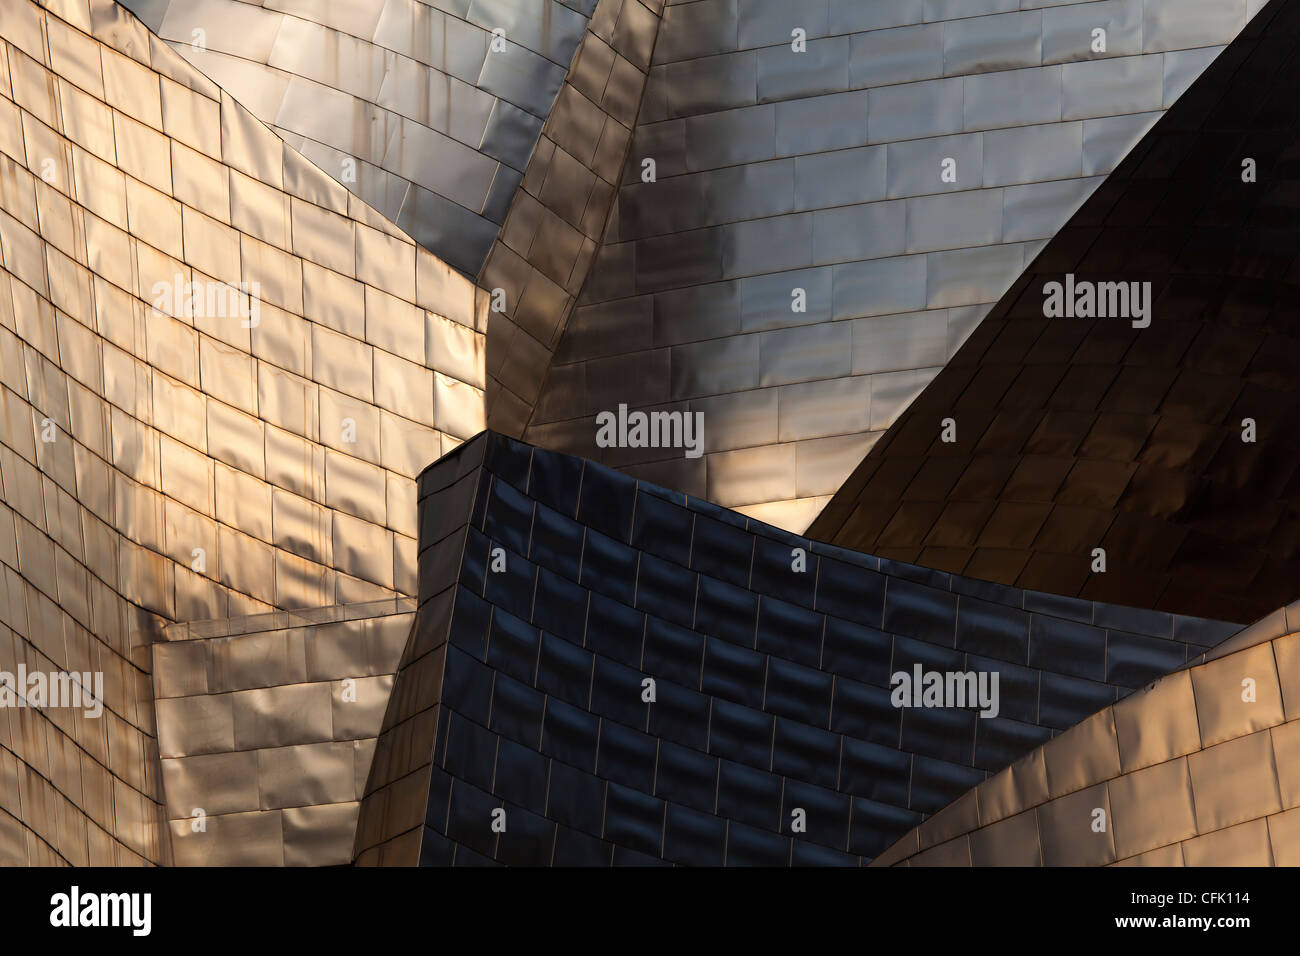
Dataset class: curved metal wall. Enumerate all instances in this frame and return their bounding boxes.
[0,0,484,864]
[354,432,1238,865]
[875,600,1300,866]
[810,0,1300,625]
[524,0,1263,534]
[119,0,599,276]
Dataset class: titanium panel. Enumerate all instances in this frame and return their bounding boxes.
[525,0,1255,533]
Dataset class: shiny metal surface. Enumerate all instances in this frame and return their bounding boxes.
[353,432,1238,865]
[0,0,484,864]
[525,0,1255,534]
[482,0,663,436]
[811,0,1300,624]
[119,0,596,276]
[155,600,412,865]
[876,599,1300,867]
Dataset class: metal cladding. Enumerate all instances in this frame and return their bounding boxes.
[0,0,484,864]
[874,601,1300,866]
[3,0,1300,873]
[119,0,600,277]
[521,0,1260,534]
[353,432,1238,865]
[481,0,664,437]
[811,0,1300,626]
[154,599,413,865]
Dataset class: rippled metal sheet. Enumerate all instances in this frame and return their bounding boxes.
[526,0,1262,534]
[0,0,484,864]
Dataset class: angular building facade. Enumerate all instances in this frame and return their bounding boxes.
[1,0,1298,869]
[352,431,1238,865]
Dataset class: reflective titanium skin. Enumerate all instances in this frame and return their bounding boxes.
[0,0,484,864]
[811,0,1300,625]
[154,599,413,865]
[875,601,1300,867]
[353,432,1238,865]
[119,0,601,277]
[523,0,1261,534]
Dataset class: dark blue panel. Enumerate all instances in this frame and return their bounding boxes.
[487,607,540,685]
[580,528,639,606]
[695,575,759,646]
[1039,670,1117,731]
[447,586,492,660]
[839,737,912,806]
[535,630,593,707]
[424,765,452,834]
[899,705,976,766]
[634,552,697,628]
[725,820,790,866]
[1105,630,1188,688]
[829,678,899,748]
[690,513,754,588]
[577,460,638,543]
[781,778,850,850]
[590,656,650,730]
[882,577,959,645]
[483,545,537,621]
[849,797,922,858]
[663,803,725,866]
[418,827,455,866]
[484,433,532,490]
[968,654,1039,724]
[529,503,584,581]
[442,648,495,726]
[528,445,583,518]
[701,637,765,708]
[764,658,833,728]
[716,757,781,832]
[772,718,840,790]
[821,616,893,687]
[814,556,886,629]
[494,803,554,866]
[1029,612,1107,681]
[545,759,605,834]
[792,840,857,867]
[751,533,818,606]
[488,671,546,743]
[603,783,664,858]
[973,716,1052,772]
[540,697,600,772]
[445,776,499,857]
[533,568,589,645]
[442,712,497,792]
[654,740,718,813]
[585,591,645,667]
[630,488,693,567]
[755,595,823,668]
[595,719,658,793]
[460,526,490,594]
[955,596,1030,664]
[494,736,549,814]
[909,755,985,815]
[552,823,611,866]
[642,615,703,689]
[708,698,773,767]
[647,680,710,751]
[482,477,534,557]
